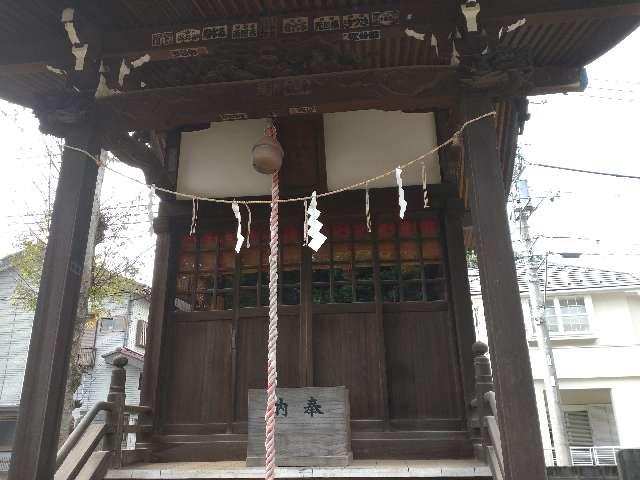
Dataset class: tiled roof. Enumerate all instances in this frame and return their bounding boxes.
[102,346,144,363]
[469,262,640,296]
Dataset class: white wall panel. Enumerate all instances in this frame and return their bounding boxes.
[177,111,441,199]
[323,110,440,190]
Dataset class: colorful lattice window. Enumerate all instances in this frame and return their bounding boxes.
[310,216,445,304]
[175,229,237,311]
[175,216,445,310]
[176,223,303,311]
[312,222,374,303]
[376,217,445,303]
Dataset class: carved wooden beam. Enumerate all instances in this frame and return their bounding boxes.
[0,0,456,75]
[95,65,459,131]
[92,64,582,132]
[1,0,638,76]
[102,131,172,187]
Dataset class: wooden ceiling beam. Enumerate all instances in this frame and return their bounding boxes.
[95,65,460,132]
[529,66,585,95]
[91,64,583,132]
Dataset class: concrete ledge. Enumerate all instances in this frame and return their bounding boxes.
[546,466,618,480]
[617,449,640,480]
[105,459,492,479]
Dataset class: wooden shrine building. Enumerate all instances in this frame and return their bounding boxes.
[1,2,638,480]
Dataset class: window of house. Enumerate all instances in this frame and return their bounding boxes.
[543,296,590,334]
[563,406,619,447]
[100,316,127,332]
[100,318,114,331]
[564,410,594,447]
[135,320,148,348]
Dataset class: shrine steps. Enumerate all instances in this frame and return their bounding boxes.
[104,459,492,479]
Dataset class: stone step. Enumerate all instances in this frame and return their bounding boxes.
[105,459,492,479]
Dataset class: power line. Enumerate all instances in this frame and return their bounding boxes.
[527,163,640,180]
[591,77,640,86]
[567,92,640,103]
[587,85,640,95]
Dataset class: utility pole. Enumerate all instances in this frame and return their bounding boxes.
[515,179,571,466]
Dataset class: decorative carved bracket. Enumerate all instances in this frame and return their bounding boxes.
[458,45,534,97]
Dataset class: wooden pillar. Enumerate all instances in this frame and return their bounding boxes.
[9,124,101,480]
[460,95,546,480]
[139,200,174,431]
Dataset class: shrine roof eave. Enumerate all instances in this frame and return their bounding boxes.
[0,0,638,124]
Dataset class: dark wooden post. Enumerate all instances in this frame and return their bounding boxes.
[9,124,101,480]
[460,95,546,480]
[104,356,128,466]
[139,200,173,432]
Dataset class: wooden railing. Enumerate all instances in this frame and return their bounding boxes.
[54,356,151,480]
[470,341,505,480]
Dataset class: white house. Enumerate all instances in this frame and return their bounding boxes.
[471,262,640,466]
[0,255,149,472]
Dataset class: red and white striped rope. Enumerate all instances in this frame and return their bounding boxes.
[265,172,279,480]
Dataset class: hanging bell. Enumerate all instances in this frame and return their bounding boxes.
[251,135,284,175]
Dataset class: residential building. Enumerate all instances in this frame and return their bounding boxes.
[471,262,640,466]
[0,255,149,473]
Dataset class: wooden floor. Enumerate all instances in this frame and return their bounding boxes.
[104,459,492,479]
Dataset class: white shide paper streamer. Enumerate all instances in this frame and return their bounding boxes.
[307,191,327,252]
[232,201,245,253]
[395,167,407,219]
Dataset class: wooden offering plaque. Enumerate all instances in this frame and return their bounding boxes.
[247,386,352,467]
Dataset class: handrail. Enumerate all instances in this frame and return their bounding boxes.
[54,356,153,479]
[124,404,152,415]
[472,342,504,480]
[56,400,113,469]
[485,415,504,473]
[484,391,497,418]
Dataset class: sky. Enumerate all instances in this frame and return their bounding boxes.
[1,27,639,284]
[514,27,640,274]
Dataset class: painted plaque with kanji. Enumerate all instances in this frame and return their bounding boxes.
[247,386,352,467]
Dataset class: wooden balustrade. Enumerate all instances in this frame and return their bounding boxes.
[54,355,152,480]
[471,341,505,480]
